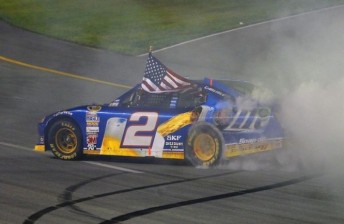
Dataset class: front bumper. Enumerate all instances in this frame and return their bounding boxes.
[34,144,46,152]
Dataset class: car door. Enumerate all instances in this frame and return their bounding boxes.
[100,88,190,158]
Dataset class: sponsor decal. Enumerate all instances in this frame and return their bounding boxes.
[87,134,97,144]
[165,135,183,149]
[86,126,99,133]
[86,111,100,136]
[204,86,225,97]
[225,138,283,158]
[239,137,266,144]
[39,136,44,144]
[258,108,271,118]
[87,134,98,150]
[86,121,99,126]
[53,111,73,117]
[109,99,120,107]
[87,105,102,112]
[169,96,178,108]
[165,141,183,149]
[86,114,100,122]
[166,135,182,141]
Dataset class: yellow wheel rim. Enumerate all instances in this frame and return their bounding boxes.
[55,128,77,154]
[193,133,216,162]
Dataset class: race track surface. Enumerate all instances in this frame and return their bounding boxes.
[1,5,344,224]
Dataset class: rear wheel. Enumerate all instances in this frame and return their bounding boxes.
[186,122,223,167]
[47,119,83,160]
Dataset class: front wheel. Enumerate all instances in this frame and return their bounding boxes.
[47,119,83,160]
[185,122,224,167]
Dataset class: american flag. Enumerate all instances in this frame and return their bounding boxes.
[141,53,192,93]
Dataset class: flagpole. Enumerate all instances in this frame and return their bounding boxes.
[149,46,153,54]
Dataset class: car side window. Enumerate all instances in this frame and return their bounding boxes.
[122,89,173,109]
[138,91,173,108]
[177,88,206,109]
[120,87,206,109]
[119,90,140,107]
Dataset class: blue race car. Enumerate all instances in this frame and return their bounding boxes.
[35,54,284,167]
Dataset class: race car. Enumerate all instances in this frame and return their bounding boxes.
[34,54,284,167]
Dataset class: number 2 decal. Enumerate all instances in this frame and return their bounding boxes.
[122,112,159,147]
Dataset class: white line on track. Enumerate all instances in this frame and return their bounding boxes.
[139,3,344,56]
[0,141,33,151]
[0,141,143,174]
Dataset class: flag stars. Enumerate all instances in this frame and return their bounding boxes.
[141,53,191,93]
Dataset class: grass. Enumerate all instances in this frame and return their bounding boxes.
[0,0,343,55]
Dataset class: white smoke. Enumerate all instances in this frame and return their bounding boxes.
[227,6,344,173]
[218,76,344,172]
[280,79,344,171]
[251,86,275,105]
[235,86,275,111]
[235,95,257,111]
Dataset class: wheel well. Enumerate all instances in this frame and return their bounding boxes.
[44,116,82,150]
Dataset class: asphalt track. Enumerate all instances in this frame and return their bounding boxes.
[1,5,344,224]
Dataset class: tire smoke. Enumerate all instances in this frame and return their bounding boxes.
[280,79,344,171]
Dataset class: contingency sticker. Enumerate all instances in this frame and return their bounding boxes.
[225,138,283,158]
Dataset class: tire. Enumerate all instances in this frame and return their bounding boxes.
[47,119,83,160]
[185,122,224,167]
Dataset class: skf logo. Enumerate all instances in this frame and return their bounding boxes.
[167,135,182,141]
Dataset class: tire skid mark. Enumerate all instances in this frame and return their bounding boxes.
[61,169,239,221]
[99,173,322,224]
[23,170,240,223]
[63,169,242,221]
[23,172,127,224]
[58,173,123,222]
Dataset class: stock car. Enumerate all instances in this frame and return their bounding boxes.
[34,77,284,167]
